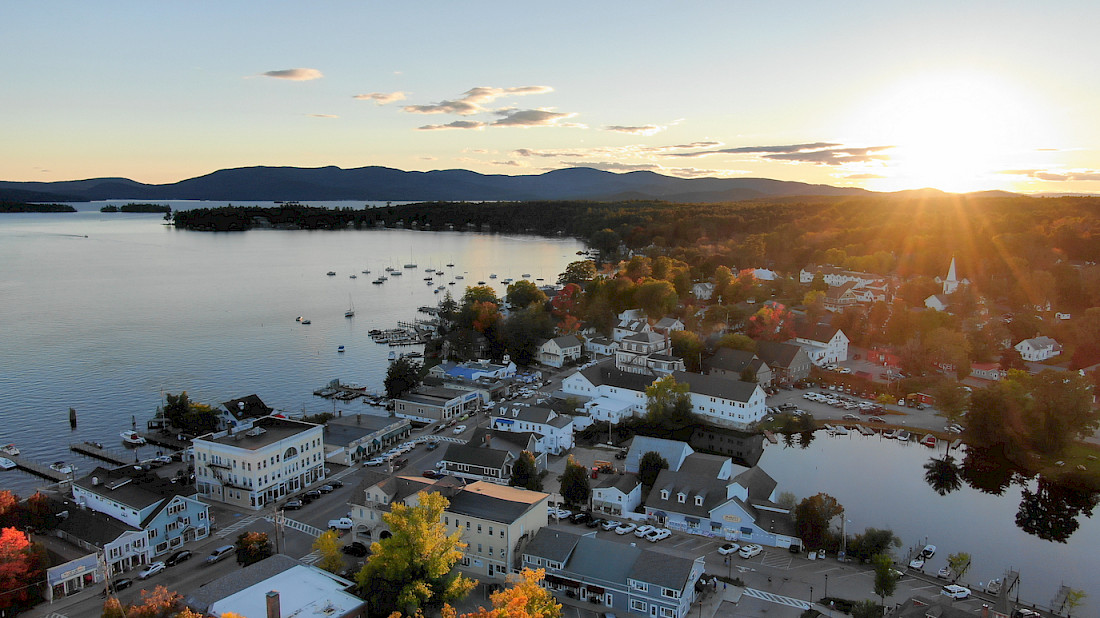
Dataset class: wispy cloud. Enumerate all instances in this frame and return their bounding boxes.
[353,91,407,105]
[667,142,841,158]
[307,114,339,119]
[417,120,488,131]
[1000,169,1100,181]
[493,160,525,167]
[512,141,721,159]
[844,173,886,179]
[605,124,666,136]
[261,68,323,81]
[666,142,892,165]
[403,86,553,115]
[492,109,583,128]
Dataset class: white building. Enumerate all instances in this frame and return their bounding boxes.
[692,282,715,301]
[671,371,768,428]
[491,404,574,455]
[584,336,618,357]
[791,323,849,366]
[590,474,642,517]
[393,385,484,424]
[1015,336,1064,361]
[539,335,583,367]
[193,416,326,510]
[428,359,517,381]
[615,331,684,376]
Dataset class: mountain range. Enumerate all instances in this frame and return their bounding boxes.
[0,165,880,203]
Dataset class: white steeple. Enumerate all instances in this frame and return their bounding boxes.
[943,256,959,295]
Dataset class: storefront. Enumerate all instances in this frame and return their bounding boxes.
[47,553,101,601]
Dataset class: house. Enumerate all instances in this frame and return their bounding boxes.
[887,595,977,618]
[192,415,326,510]
[348,476,549,581]
[393,385,484,424]
[1015,336,1063,361]
[644,451,800,549]
[692,282,715,300]
[800,265,889,305]
[791,322,849,365]
[221,394,275,427]
[436,442,517,484]
[754,341,813,384]
[704,348,773,386]
[321,414,412,466]
[623,436,695,474]
[562,366,652,424]
[671,370,768,428]
[616,331,684,375]
[970,362,1006,381]
[924,294,951,312]
[428,359,517,381]
[590,474,642,516]
[653,316,686,334]
[468,427,548,472]
[584,336,618,357]
[751,268,777,281]
[520,528,704,618]
[72,465,210,556]
[824,282,862,312]
[45,496,150,596]
[183,554,364,618]
[613,318,652,342]
[491,404,575,454]
[539,335,583,368]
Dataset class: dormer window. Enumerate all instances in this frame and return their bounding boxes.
[677,492,686,503]
[695,496,704,506]
[660,489,669,500]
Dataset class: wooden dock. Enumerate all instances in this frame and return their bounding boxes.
[857,425,875,436]
[70,442,132,466]
[137,432,189,451]
[6,455,73,483]
[763,430,778,444]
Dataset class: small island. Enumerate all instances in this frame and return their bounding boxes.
[100,203,171,213]
[0,201,76,213]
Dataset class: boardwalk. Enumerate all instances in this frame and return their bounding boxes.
[69,442,132,466]
[5,455,73,482]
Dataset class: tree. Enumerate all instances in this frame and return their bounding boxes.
[927,381,970,423]
[923,455,962,496]
[946,552,970,583]
[670,331,704,372]
[850,600,882,618]
[846,528,900,564]
[23,492,58,531]
[463,286,501,307]
[313,529,344,574]
[745,303,795,342]
[0,492,18,529]
[809,272,829,292]
[506,280,548,309]
[550,283,583,320]
[589,229,620,258]
[645,375,695,427]
[385,357,423,399]
[163,392,219,436]
[359,491,475,617]
[122,586,182,618]
[871,553,897,604]
[235,531,272,566]
[803,290,827,324]
[999,347,1027,372]
[794,493,843,551]
[509,452,542,491]
[462,568,562,618]
[1063,588,1087,617]
[635,279,678,320]
[716,333,756,352]
[102,596,126,618]
[638,451,669,487]
[500,307,555,366]
[557,456,590,507]
[558,260,597,287]
[0,527,44,612]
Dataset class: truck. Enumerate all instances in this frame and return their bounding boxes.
[328,517,354,530]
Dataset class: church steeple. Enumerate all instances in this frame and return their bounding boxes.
[943,256,959,295]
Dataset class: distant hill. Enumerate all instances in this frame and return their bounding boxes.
[0,165,875,203]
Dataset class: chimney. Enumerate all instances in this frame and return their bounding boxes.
[484,434,492,448]
[266,591,280,618]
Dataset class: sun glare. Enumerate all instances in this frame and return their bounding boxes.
[842,71,1053,193]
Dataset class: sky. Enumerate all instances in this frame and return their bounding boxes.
[2,1,1099,194]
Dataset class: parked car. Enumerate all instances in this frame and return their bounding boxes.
[614,523,637,535]
[304,489,322,501]
[586,518,604,529]
[940,584,971,599]
[937,566,953,579]
[328,479,344,488]
[205,545,235,565]
[165,550,192,566]
[139,561,166,580]
[718,543,740,555]
[422,470,441,479]
[738,544,763,559]
[364,458,386,466]
[328,517,354,530]
[342,541,369,557]
[552,508,573,519]
[633,524,656,538]
[284,499,304,510]
[569,512,592,525]
[394,458,409,469]
[868,416,885,423]
[318,484,335,494]
[600,519,620,531]
[108,578,133,593]
[426,441,439,450]
[645,528,671,542]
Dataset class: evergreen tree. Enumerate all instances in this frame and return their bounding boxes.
[637,451,669,487]
[557,456,590,507]
[509,452,542,491]
[385,357,423,399]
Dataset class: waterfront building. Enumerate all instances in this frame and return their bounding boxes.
[322,415,411,466]
[392,385,483,424]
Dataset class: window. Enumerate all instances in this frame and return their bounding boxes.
[631,580,648,592]
[631,600,648,612]
[677,493,685,504]
[661,588,679,599]
[660,490,669,500]
[694,496,703,506]
[660,608,675,618]
[477,524,482,533]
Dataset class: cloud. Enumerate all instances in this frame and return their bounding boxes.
[844,173,886,179]
[765,146,892,165]
[1000,169,1100,181]
[666,142,841,158]
[492,160,526,167]
[511,141,723,160]
[307,114,339,119]
[605,124,666,136]
[514,148,585,158]
[403,85,553,115]
[417,120,488,131]
[262,68,323,81]
[492,109,583,128]
[353,91,407,105]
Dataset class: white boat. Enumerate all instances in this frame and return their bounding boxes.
[489,274,497,279]
[301,318,311,324]
[121,430,147,445]
[345,295,355,318]
[0,444,19,457]
[50,461,73,474]
[338,345,345,353]
[0,457,15,470]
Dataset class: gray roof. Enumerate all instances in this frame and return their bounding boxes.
[596,473,641,493]
[551,335,582,349]
[733,465,777,501]
[567,535,641,585]
[627,550,698,591]
[74,465,195,512]
[183,554,355,614]
[754,341,804,368]
[705,348,757,373]
[447,490,535,525]
[646,453,735,517]
[440,443,513,470]
[500,405,555,424]
[198,416,320,449]
[578,365,655,393]
[523,528,586,564]
[622,331,666,344]
[671,371,759,403]
[53,498,140,546]
[525,528,698,592]
[794,320,842,344]
[221,394,273,419]
[624,436,694,473]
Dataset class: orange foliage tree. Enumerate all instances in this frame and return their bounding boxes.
[463,568,561,618]
[0,527,44,611]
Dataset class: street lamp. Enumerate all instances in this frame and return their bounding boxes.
[824,573,828,599]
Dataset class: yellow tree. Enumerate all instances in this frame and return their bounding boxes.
[358,491,476,617]
[313,529,344,573]
[463,569,562,618]
[122,585,180,618]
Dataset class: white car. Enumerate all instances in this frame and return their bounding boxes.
[614,523,637,535]
[452,425,467,435]
[940,584,971,599]
[327,517,354,530]
[600,519,620,531]
[138,561,165,580]
[646,528,672,542]
[633,524,656,538]
[364,458,386,466]
[718,543,740,555]
[738,544,762,559]
[937,566,953,579]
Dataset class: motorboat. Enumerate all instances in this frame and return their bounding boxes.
[0,444,18,457]
[896,430,911,442]
[345,295,355,318]
[121,430,147,445]
[921,544,936,558]
[985,578,1002,594]
[326,271,336,276]
[50,461,73,475]
[882,429,897,439]
[349,274,357,279]
[338,345,345,353]
[0,457,15,470]
[300,318,311,324]
[489,274,497,279]
[921,434,937,447]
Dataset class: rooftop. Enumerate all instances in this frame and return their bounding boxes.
[197,416,321,450]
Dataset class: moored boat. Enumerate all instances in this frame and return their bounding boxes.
[121,430,146,445]
[896,430,911,442]
[327,271,336,276]
[921,434,937,447]
[338,345,345,353]
[50,461,73,474]
[0,457,15,470]
[0,444,19,457]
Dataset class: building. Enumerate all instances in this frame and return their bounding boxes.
[491,404,575,454]
[584,336,619,357]
[671,370,768,428]
[539,335,583,367]
[590,474,642,516]
[562,365,651,424]
[436,442,517,484]
[622,436,695,474]
[348,476,549,581]
[615,331,684,376]
[970,362,1006,382]
[428,359,517,381]
[1015,336,1063,361]
[71,465,210,556]
[791,322,849,366]
[183,554,364,618]
[704,348,773,386]
[321,414,412,466]
[393,385,484,424]
[692,282,715,301]
[520,528,704,618]
[653,316,685,334]
[50,497,150,579]
[754,341,813,384]
[192,416,326,510]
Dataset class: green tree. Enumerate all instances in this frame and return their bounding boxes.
[509,451,542,491]
[635,279,678,319]
[850,600,881,618]
[163,392,219,436]
[999,347,1027,371]
[794,493,844,551]
[557,456,590,507]
[385,357,423,399]
[558,260,597,286]
[716,333,756,352]
[637,451,669,487]
[463,285,501,307]
[945,552,970,583]
[1063,589,1087,617]
[928,381,970,422]
[645,375,695,427]
[589,229,620,258]
[809,272,829,292]
[313,529,344,574]
[670,331,705,372]
[500,307,555,366]
[359,491,476,617]
[506,280,548,309]
[872,553,898,604]
[846,528,900,564]
[234,531,272,566]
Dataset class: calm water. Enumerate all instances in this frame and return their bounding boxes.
[759,433,1097,610]
[0,202,1094,611]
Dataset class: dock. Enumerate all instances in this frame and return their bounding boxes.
[763,430,778,444]
[138,432,190,451]
[856,425,875,436]
[70,442,132,466]
[5,455,74,483]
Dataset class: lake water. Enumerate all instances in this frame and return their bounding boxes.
[0,201,1094,611]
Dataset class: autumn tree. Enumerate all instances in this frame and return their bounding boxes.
[635,279,678,320]
[557,456,590,507]
[0,527,44,612]
[558,260,596,287]
[0,492,18,529]
[638,451,669,488]
[462,568,561,618]
[509,451,542,491]
[946,552,970,583]
[385,357,423,398]
[506,280,548,310]
[359,491,475,617]
[716,333,756,353]
[163,392,219,435]
[550,283,583,319]
[235,531,272,566]
[793,493,843,551]
[927,381,970,423]
[670,331,704,372]
[122,585,182,618]
[313,529,344,573]
[745,303,795,342]
[645,375,695,427]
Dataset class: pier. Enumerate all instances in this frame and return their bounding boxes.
[69,442,132,466]
[137,432,190,451]
[5,455,74,483]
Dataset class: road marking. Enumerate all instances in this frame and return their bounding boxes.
[264,515,324,538]
[299,549,321,565]
[760,553,793,570]
[216,514,260,538]
[742,587,811,610]
[44,613,68,618]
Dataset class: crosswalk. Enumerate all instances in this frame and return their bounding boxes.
[216,514,261,539]
[741,587,811,610]
[299,549,322,565]
[263,514,324,538]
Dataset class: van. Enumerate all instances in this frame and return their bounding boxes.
[205,545,235,565]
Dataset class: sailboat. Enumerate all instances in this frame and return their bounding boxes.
[345,295,355,318]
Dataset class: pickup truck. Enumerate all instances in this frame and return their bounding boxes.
[327,517,354,530]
